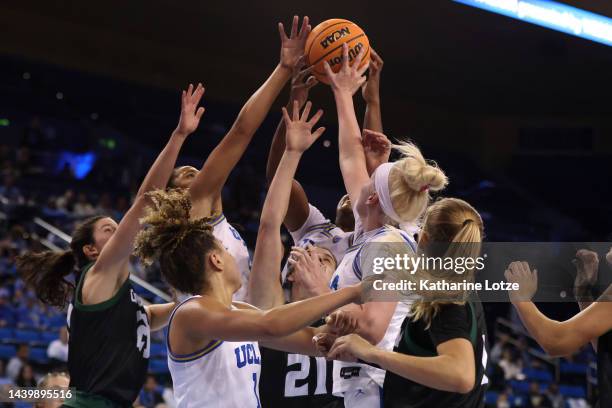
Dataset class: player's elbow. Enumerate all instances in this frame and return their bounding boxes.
[450,370,475,394]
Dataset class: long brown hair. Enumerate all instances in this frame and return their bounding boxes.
[16,215,106,308]
[134,189,218,295]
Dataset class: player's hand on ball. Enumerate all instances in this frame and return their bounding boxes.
[279,15,311,70]
[361,49,383,104]
[504,261,538,302]
[175,83,205,137]
[324,44,368,96]
[290,58,318,110]
[327,334,374,362]
[282,100,325,153]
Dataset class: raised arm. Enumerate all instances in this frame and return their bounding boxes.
[505,261,612,357]
[361,49,384,133]
[265,63,318,231]
[86,85,205,302]
[324,44,370,206]
[248,101,325,309]
[189,16,311,217]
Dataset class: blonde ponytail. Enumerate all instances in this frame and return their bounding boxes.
[410,198,484,328]
[388,142,448,224]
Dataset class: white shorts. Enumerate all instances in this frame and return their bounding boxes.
[342,379,382,408]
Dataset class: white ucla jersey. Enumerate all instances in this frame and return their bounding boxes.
[281,204,352,285]
[210,214,252,301]
[329,224,417,395]
[167,297,262,408]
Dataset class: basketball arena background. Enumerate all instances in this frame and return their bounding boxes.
[0,0,611,407]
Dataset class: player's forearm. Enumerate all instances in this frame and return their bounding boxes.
[334,91,370,202]
[512,302,570,356]
[335,92,365,162]
[260,151,302,230]
[265,98,297,181]
[262,327,321,356]
[337,303,392,345]
[232,64,291,141]
[262,286,359,338]
[190,64,291,201]
[363,100,383,133]
[366,349,475,393]
[135,132,187,198]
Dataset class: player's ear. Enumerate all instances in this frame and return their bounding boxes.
[366,192,379,206]
[208,249,224,272]
[82,244,99,260]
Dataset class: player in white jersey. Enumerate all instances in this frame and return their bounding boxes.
[165,16,315,301]
[134,92,367,408]
[263,50,386,308]
[321,44,448,407]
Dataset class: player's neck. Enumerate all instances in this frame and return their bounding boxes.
[201,277,234,307]
[363,210,385,232]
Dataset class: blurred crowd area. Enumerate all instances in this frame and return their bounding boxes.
[0,55,605,407]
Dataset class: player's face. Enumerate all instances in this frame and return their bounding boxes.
[92,217,118,252]
[172,166,199,189]
[311,246,337,277]
[218,242,241,292]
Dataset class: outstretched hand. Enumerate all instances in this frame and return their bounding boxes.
[361,49,384,104]
[323,44,368,96]
[279,16,311,70]
[175,83,205,137]
[504,261,538,302]
[573,249,599,290]
[282,100,325,153]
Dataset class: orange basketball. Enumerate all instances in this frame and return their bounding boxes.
[305,19,370,85]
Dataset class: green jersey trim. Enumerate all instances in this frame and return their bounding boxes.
[74,263,131,312]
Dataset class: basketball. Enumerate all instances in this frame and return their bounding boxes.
[305,19,370,84]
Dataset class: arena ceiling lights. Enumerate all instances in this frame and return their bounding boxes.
[454,0,612,47]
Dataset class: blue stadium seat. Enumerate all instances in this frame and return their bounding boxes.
[0,344,16,359]
[47,315,66,329]
[559,385,586,398]
[149,358,169,374]
[14,329,40,343]
[523,368,553,382]
[560,362,587,375]
[509,380,530,394]
[485,391,499,404]
[150,342,167,358]
[29,347,49,364]
[40,331,59,343]
[0,327,14,342]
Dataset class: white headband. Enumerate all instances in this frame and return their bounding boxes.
[374,162,402,224]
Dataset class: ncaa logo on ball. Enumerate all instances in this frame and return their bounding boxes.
[320,27,351,49]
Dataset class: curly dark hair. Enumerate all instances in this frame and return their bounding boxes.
[134,189,219,295]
